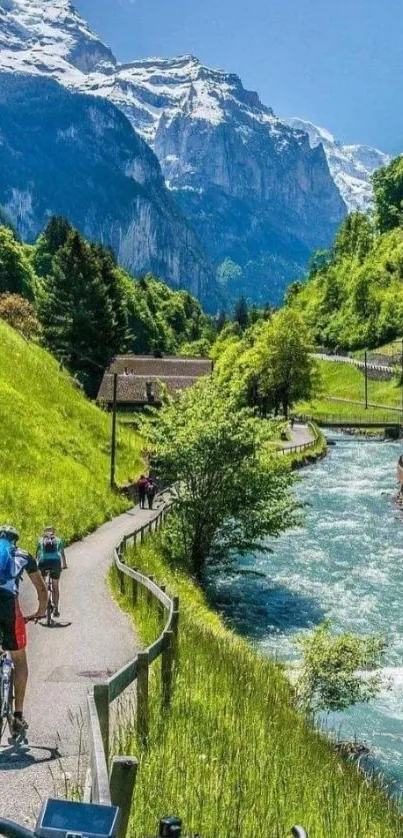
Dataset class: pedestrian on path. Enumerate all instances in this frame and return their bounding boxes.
[146,477,158,510]
[136,475,149,509]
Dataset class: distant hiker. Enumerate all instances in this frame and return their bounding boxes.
[136,475,149,509]
[0,524,47,736]
[290,414,295,430]
[146,477,158,510]
[36,526,67,619]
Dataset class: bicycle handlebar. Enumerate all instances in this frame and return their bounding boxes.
[0,818,35,838]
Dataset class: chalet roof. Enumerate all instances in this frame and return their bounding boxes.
[97,355,213,405]
[108,355,212,379]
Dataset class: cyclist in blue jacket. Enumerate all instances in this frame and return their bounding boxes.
[0,524,47,735]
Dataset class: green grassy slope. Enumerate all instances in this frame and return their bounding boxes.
[297,360,402,421]
[113,542,402,838]
[0,321,142,550]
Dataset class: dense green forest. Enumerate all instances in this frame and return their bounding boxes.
[0,216,213,394]
[288,155,403,350]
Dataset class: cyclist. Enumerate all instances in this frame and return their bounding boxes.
[36,526,67,619]
[0,524,47,736]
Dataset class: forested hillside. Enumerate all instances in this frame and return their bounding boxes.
[0,216,212,394]
[288,155,403,349]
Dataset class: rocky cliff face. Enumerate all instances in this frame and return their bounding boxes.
[284,118,391,213]
[78,55,348,303]
[0,73,215,306]
[0,0,389,305]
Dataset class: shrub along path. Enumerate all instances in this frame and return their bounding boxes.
[0,425,313,829]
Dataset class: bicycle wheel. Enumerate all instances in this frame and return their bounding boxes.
[46,595,53,627]
[0,658,13,740]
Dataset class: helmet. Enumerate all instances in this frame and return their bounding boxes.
[0,524,19,542]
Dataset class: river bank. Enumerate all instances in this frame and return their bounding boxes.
[211,434,403,794]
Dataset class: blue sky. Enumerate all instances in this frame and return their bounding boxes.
[77,0,403,154]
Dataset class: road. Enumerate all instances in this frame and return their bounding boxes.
[313,353,395,374]
[0,500,163,829]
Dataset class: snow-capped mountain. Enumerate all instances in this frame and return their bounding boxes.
[0,0,390,304]
[0,72,215,305]
[285,118,391,213]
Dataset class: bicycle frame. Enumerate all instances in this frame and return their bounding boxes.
[0,652,14,740]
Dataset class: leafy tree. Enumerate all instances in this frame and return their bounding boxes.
[333,213,374,263]
[234,296,249,330]
[217,258,243,292]
[259,310,318,417]
[143,378,299,582]
[308,249,331,277]
[0,293,41,339]
[40,230,127,394]
[0,227,36,298]
[373,156,403,234]
[296,621,387,714]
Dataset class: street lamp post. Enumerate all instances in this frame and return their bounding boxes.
[110,372,118,490]
[364,350,368,410]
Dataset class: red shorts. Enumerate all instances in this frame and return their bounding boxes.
[0,596,26,651]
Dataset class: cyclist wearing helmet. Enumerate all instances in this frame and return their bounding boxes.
[0,525,47,736]
[36,526,67,619]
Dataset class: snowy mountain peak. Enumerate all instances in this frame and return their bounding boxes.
[285,116,391,212]
[0,0,115,77]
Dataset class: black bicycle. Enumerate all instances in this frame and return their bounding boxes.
[0,651,14,741]
[42,570,55,627]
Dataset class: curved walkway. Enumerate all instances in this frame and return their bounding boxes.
[0,501,163,828]
[280,422,314,450]
[0,425,313,828]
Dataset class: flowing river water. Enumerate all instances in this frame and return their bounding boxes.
[211,434,403,792]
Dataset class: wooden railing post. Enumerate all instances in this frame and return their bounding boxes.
[161,630,174,709]
[110,756,139,838]
[94,682,110,766]
[137,651,149,744]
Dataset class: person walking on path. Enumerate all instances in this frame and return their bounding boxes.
[0,524,47,736]
[136,474,149,509]
[146,477,158,510]
[36,526,67,618]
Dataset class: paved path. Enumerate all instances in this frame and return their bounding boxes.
[0,425,313,828]
[280,422,315,450]
[0,500,163,829]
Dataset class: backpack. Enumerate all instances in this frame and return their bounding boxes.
[0,538,15,585]
[42,535,58,554]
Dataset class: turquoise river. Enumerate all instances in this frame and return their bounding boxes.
[213,434,403,793]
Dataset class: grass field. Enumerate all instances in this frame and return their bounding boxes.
[297,360,403,423]
[112,541,402,838]
[0,321,142,551]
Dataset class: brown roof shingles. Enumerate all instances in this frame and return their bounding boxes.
[97,356,212,405]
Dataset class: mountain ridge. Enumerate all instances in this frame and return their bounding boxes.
[0,0,390,304]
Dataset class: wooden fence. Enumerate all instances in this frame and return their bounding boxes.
[277,422,320,456]
[85,488,312,835]
[86,501,178,832]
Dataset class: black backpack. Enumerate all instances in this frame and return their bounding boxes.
[43,535,58,554]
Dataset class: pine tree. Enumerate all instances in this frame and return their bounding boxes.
[234,296,249,330]
[40,231,125,395]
